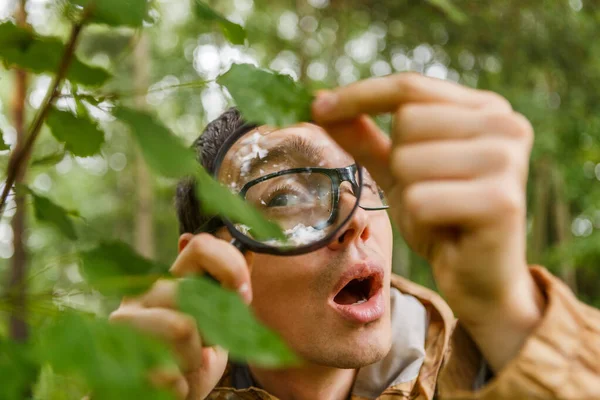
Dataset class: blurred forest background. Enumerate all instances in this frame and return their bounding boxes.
[1,0,600,345]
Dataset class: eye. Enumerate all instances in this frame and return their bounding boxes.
[264,184,309,208]
[267,193,302,207]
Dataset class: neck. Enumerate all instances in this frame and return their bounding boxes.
[249,362,357,400]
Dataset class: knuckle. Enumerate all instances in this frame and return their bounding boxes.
[512,113,535,142]
[171,315,197,342]
[484,141,514,171]
[189,233,213,254]
[403,186,426,221]
[390,148,407,180]
[392,73,422,98]
[481,109,512,130]
[488,184,523,215]
[481,91,513,111]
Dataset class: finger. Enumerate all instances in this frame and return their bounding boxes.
[321,115,394,191]
[312,73,511,123]
[148,369,189,400]
[135,279,178,309]
[170,233,252,304]
[392,104,524,144]
[403,179,525,228]
[110,307,204,372]
[390,138,523,187]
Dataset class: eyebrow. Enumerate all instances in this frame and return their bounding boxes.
[244,136,324,179]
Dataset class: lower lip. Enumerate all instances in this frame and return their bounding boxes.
[329,289,384,324]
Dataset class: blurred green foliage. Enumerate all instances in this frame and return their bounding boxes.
[0,0,599,397]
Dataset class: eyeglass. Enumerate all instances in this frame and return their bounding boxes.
[198,164,388,235]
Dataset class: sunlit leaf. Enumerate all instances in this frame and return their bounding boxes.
[69,0,149,27]
[115,106,283,240]
[46,108,104,157]
[0,338,38,400]
[218,64,313,127]
[79,241,169,297]
[178,277,299,367]
[27,187,77,240]
[34,312,175,400]
[426,0,467,24]
[0,22,111,86]
[0,127,9,151]
[193,1,246,45]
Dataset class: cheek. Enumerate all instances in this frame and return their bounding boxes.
[248,252,327,322]
[371,214,393,262]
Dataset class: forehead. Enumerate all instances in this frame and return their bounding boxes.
[217,123,354,184]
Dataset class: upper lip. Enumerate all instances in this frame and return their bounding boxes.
[330,261,384,300]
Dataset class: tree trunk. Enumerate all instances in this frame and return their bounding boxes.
[551,164,577,293]
[133,33,154,258]
[531,159,550,263]
[7,0,29,342]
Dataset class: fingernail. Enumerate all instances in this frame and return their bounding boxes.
[313,91,338,117]
[238,283,252,304]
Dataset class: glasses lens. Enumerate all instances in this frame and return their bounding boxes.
[242,172,334,246]
[216,127,360,251]
[357,168,387,209]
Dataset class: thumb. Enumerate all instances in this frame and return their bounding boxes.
[318,114,393,192]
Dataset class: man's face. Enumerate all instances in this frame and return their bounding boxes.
[218,123,394,368]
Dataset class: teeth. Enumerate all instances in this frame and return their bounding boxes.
[354,298,368,305]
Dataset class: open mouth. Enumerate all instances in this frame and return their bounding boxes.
[330,264,385,324]
[333,276,377,305]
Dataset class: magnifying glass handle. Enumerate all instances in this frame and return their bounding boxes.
[229,238,248,254]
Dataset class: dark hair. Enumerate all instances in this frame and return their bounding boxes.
[175,107,247,234]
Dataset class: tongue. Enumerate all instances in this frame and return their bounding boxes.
[334,287,367,305]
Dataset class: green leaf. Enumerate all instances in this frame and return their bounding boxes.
[0,128,9,151]
[46,107,105,157]
[114,106,282,241]
[218,64,314,127]
[426,0,467,24]
[194,169,284,241]
[193,1,246,45]
[0,338,39,400]
[31,150,67,167]
[0,22,111,86]
[79,241,169,296]
[69,0,150,28]
[27,188,78,240]
[34,312,175,400]
[113,107,199,178]
[178,277,299,367]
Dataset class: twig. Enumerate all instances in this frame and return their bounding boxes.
[0,14,89,216]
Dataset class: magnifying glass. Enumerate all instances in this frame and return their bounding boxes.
[201,122,387,256]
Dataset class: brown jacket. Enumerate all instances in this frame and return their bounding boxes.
[208,267,600,399]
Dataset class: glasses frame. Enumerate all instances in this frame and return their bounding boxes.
[239,164,388,229]
[197,122,387,256]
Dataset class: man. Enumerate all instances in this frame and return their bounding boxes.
[110,73,600,399]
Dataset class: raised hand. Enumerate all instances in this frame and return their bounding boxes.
[312,73,545,371]
[110,233,252,399]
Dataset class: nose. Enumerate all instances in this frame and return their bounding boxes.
[327,190,371,251]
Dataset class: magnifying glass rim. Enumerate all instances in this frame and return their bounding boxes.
[212,122,363,256]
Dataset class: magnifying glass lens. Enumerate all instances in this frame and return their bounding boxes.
[216,126,361,253]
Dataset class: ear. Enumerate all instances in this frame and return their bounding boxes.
[178,233,194,253]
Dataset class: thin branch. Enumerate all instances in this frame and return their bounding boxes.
[57,78,210,104]
[7,0,29,343]
[0,13,89,215]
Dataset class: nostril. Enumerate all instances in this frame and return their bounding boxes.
[360,226,370,241]
[338,230,352,243]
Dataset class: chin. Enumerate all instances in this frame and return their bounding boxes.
[299,322,393,369]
